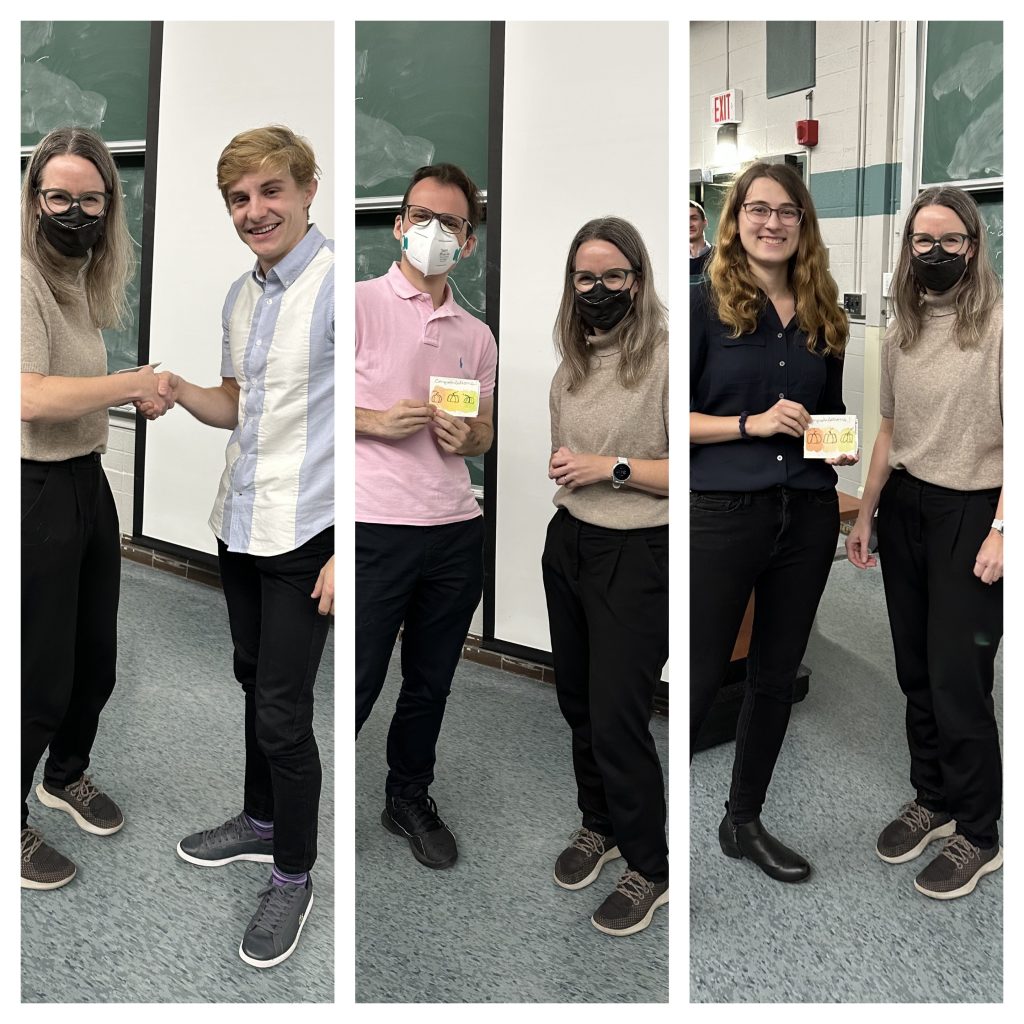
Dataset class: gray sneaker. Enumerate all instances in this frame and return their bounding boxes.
[914,834,1003,900]
[239,876,314,969]
[177,812,274,867]
[36,776,123,836]
[876,800,955,863]
[591,868,669,937]
[554,827,621,890]
[21,827,76,890]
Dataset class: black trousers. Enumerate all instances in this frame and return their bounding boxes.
[689,487,839,822]
[21,455,120,830]
[355,517,484,799]
[541,508,669,883]
[877,470,1003,848]
[217,526,333,874]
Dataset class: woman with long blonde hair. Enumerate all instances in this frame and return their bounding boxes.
[690,161,855,883]
[847,187,1003,900]
[542,216,669,936]
[21,125,166,890]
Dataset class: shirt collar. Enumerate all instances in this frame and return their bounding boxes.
[385,260,459,314]
[251,223,329,287]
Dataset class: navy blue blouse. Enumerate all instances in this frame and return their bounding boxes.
[690,282,845,492]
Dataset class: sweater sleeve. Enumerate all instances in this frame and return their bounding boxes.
[21,266,51,376]
[549,365,563,452]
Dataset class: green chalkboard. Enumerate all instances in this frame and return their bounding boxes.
[355,220,488,322]
[355,21,490,198]
[766,22,815,100]
[21,21,152,146]
[977,195,1003,281]
[102,163,145,372]
[922,22,1002,185]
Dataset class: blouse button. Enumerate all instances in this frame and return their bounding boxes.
[776,455,783,461]
[777,332,783,339]
[779,360,786,367]
[779,392,785,398]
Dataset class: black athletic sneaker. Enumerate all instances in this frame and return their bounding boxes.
[381,794,457,869]
[177,812,275,867]
[36,776,123,836]
[239,876,314,969]
[914,834,1003,900]
[21,827,77,890]
[876,800,955,863]
[591,868,669,937]
[554,827,621,890]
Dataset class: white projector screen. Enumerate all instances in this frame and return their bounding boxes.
[141,21,334,554]
[493,22,670,658]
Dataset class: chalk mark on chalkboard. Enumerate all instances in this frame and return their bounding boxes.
[947,98,1002,182]
[932,41,1002,103]
[22,61,106,137]
[356,110,435,190]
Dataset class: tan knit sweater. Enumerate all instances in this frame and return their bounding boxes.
[21,258,109,461]
[549,328,668,528]
[880,289,1002,490]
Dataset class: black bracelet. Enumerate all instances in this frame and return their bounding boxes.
[739,410,751,439]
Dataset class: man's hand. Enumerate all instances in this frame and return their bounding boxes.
[135,370,179,420]
[548,446,612,490]
[974,531,1003,585]
[311,555,335,615]
[361,399,435,440]
[431,409,473,454]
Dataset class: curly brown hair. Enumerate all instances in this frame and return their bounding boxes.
[708,161,847,357]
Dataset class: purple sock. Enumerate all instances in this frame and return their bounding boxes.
[272,864,309,888]
[244,812,274,840]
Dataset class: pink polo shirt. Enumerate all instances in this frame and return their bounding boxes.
[356,262,497,525]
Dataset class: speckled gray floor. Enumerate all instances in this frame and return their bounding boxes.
[22,559,334,1003]
[356,653,670,1002]
[691,558,1003,1003]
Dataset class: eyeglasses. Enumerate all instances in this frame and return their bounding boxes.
[741,202,804,226]
[570,268,637,293]
[908,232,974,256]
[403,204,473,237]
[36,188,110,216]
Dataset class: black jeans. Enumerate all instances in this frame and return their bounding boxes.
[21,455,120,829]
[217,526,333,874]
[690,487,839,822]
[355,517,484,799]
[541,508,669,883]
[877,470,1003,848]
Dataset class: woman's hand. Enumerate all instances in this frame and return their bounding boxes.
[845,515,877,569]
[548,446,612,490]
[974,531,1003,585]
[746,399,810,438]
[826,451,861,466]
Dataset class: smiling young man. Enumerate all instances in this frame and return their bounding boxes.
[355,163,496,869]
[140,126,334,968]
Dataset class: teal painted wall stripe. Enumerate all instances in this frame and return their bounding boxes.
[810,163,902,219]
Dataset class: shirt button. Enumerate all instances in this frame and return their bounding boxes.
[266,299,273,306]
[779,360,786,367]
[777,455,783,461]
[777,332,783,339]
[779,392,785,398]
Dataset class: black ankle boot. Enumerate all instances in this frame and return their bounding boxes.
[718,802,811,882]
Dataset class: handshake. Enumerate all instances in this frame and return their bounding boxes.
[131,366,181,420]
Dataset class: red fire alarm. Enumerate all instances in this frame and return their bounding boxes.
[796,119,819,147]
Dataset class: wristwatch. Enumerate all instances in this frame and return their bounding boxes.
[611,456,631,489]
[991,518,1004,535]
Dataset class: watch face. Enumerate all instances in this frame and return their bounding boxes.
[613,463,631,481]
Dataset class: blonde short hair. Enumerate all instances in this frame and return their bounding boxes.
[216,125,320,207]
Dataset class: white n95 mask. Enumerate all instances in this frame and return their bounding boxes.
[402,219,463,277]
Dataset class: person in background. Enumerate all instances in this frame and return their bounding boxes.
[21,125,168,889]
[543,216,669,937]
[355,163,496,871]
[690,200,714,278]
[141,125,334,968]
[690,161,856,884]
[847,186,1003,900]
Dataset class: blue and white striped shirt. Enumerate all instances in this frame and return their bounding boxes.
[210,224,334,556]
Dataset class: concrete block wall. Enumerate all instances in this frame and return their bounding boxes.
[102,414,136,537]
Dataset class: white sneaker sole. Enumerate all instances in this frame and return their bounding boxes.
[35,784,123,836]
[591,887,669,937]
[21,867,77,890]
[915,847,1003,900]
[876,819,956,864]
[238,893,313,968]
[554,845,622,890]
[175,840,275,867]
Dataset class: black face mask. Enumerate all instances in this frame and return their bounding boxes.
[575,283,634,332]
[911,249,968,293]
[38,207,106,258]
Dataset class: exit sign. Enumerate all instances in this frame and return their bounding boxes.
[711,88,743,126]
